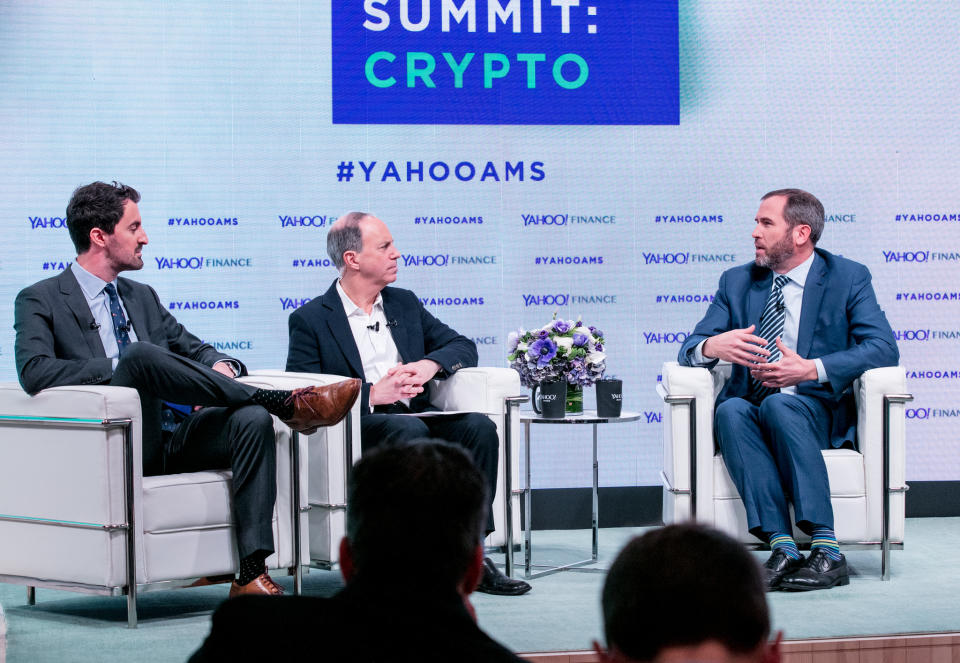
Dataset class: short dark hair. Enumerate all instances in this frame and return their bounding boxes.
[327,212,370,270]
[602,524,769,662]
[66,181,141,254]
[762,188,824,245]
[346,439,487,589]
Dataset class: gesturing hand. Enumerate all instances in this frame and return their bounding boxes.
[702,324,770,367]
[749,338,819,388]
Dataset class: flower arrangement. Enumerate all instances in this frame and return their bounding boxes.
[507,316,607,389]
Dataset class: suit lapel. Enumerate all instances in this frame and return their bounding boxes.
[58,269,108,358]
[382,289,410,362]
[321,283,366,378]
[117,278,151,343]
[747,267,772,329]
[797,252,826,358]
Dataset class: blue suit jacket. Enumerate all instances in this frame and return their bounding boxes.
[678,249,899,448]
[285,280,477,414]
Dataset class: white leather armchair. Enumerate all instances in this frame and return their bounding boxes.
[658,362,911,579]
[0,373,335,627]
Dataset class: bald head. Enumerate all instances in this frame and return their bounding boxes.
[327,212,373,271]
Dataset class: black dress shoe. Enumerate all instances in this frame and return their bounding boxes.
[780,548,849,591]
[763,549,806,592]
[476,558,531,596]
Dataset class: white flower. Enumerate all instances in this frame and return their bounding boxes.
[517,341,528,353]
[586,351,606,365]
[555,337,573,352]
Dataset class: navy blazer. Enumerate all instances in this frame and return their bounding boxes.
[14,268,240,395]
[678,249,899,448]
[286,280,477,414]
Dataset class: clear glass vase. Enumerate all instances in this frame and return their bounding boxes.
[565,384,583,415]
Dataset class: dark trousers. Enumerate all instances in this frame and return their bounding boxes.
[361,411,500,534]
[110,342,276,559]
[714,393,834,540]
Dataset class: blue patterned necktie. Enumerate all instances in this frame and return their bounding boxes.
[749,274,790,403]
[103,283,131,357]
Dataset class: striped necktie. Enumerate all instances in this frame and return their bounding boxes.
[749,274,790,403]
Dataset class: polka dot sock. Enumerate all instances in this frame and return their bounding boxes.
[238,552,268,585]
[250,389,295,420]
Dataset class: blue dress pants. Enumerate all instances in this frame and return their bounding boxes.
[714,393,834,540]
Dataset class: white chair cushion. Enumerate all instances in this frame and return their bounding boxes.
[141,471,233,533]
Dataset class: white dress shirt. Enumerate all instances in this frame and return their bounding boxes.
[335,280,406,407]
[693,252,827,394]
[71,262,139,368]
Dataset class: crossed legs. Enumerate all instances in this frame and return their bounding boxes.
[714,393,834,539]
[110,342,276,559]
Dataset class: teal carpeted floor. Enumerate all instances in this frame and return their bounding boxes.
[1,518,959,662]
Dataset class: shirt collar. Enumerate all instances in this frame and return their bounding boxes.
[778,251,815,288]
[71,261,118,300]
[336,279,383,318]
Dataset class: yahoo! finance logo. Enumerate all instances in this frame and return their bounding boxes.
[332,1,679,125]
[521,213,615,227]
[402,253,496,267]
[522,293,616,307]
[154,257,252,270]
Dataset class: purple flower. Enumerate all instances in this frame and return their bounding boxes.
[572,332,588,347]
[595,342,604,352]
[537,329,550,339]
[553,319,571,334]
[528,338,558,368]
[574,320,583,328]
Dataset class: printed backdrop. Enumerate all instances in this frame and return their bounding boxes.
[1,1,957,488]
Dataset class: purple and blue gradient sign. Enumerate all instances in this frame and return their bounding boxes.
[332,1,679,125]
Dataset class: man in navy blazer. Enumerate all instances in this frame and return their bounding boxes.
[678,189,899,591]
[286,212,531,596]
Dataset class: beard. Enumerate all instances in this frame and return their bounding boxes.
[754,233,794,270]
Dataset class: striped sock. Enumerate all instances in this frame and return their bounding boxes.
[768,533,801,560]
[810,526,842,561]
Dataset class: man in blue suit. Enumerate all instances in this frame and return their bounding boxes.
[678,189,899,591]
[286,212,531,596]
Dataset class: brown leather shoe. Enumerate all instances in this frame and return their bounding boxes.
[282,379,361,434]
[228,572,284,598]
[188,573,234,587]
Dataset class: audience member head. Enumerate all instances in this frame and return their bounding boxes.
[340,439,488,595]
[598,524,779,663]
[327,211,370,271]
[761,188,824,246]
[66,181,141,254]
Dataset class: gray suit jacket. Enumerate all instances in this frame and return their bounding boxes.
[14,268,238,394]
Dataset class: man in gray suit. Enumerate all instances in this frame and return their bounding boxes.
[14,181,360,597]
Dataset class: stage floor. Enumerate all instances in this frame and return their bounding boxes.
[1,518,958,661]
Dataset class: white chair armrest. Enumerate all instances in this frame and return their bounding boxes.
[659,362,724,523]
[429,367,524,415]
[855,366,909,541]
[0,383,146,585]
